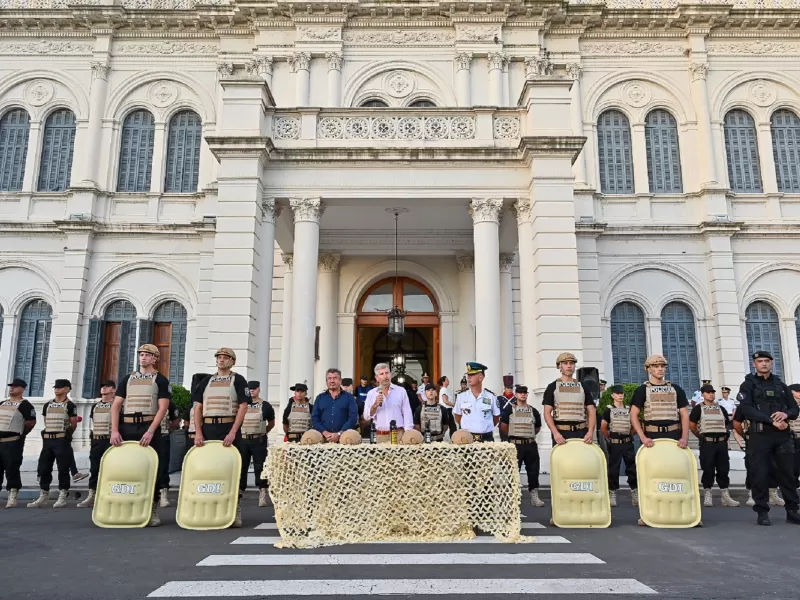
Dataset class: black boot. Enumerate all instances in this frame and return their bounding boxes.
[757,513,771,526]
[787,511,800,525]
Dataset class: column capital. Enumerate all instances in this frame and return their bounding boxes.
[455,254,474,273]
[217,62,234,79]
[488,52,506,72]
[318,253,341,273]
[512,198,533,224]
[290,197,324,223]
[282,253,294,272]
[688,61,708,82]
[90,61,110,81]
[455,52,473,71]
[289,52,311,73]
[566,62,582,81]
[469,198,503,224]
[247,56,274,78]
[499,253,515,273]
[325,52,343,72]
[261,197,282,224]
[524,55,553,78]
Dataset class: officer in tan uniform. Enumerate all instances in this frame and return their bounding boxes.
[28,379,78,509]
[241,381,275,508]
[157,399,180,508]
[77,380,117,509]
[192,348,250,527]
[600,385,638,508]
[282,383,312,442]
[0,378,36,508]
[500,385,544,507]
[630,355,690,448]
[110,344,173,526]
[542,352,596,445]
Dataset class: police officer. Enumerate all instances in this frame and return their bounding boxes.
[28,379,78,509]
[414,383,448,441]
[110,344,172,526]
[241,381,275,508]
[737,350,800,525]
[689,384,739,508]
[600,385,638,508]
[732,403,784,508]
[453,362,500,442]
[157,399,180,508]
[630,355,690,448]
[0,378,36,508]
[542,352,596,445]
[187,373,209,444]
[77,380,117,509]
[282,383,312,442]
[355,376,373,406]
[719,386,737,415]
[496,375,515,442]
[500,385,544,507]
[192,347,250,527]
[789,383,800,489]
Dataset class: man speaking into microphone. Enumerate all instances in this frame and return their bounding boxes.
[363,363,413,443]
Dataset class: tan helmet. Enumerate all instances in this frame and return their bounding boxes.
[644,354,668,368]
[137,344,160,358]
[451,430,474,445]
[556,352,577,367]
[401,429,424,445]
[300,430,324,445]
[339,429,363,445]
[214,347,237,362]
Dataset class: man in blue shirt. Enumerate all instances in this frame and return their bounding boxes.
[311,368,358,443]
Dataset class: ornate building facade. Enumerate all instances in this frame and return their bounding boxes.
[2,0,800,451]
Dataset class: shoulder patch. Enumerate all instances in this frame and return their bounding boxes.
[167,384,173,394]
[31,408,36,418]
[245,387,251,397]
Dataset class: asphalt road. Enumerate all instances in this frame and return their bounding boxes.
[1,489,799,600]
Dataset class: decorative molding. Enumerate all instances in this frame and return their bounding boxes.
[273,117,301,140]
[748,79,777,107]
[688,62,708,82]
[488,52,506,71]
[115,41,217,55]
[247,56,274,77]
[455,52,473,71]
[318,253,341,273]
[297,26,341,41]
[290,197,323,223]
[217,62,234,79]
[499,253,515,273]
[469,197,503,224]
[147,81,179,108]
[582,41,685,56]
[566,63,582,81]
[281,253,294,273]
[90,62,110,82]
[622,80,651,108]
[325,52,343,72]
[512,198,533,224]
[343,29,455,46]
[289,52,311,72]
[385,70,414,98]
[455,254,474,273]
[316,115,475,140]
[0,41,92,55]
[708,41,800,56]
[493,116,520,139]
[24,79,54,107]
[457,25,500,42]
[261,197,279,224]
[524,55,553,77]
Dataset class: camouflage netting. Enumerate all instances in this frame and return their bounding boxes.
[264,442,535,548]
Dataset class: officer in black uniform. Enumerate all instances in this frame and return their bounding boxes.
[542,352,595,445]
[630,355,690,448]
[413,383,448,441]
[732,402,785,508]
[600,385,638,508]
[0,378,36,508]
[500,385,544,507]
[283,383,313,442]
[77,380,117,509]
[241,381,275,508]
[737,350,800,525]
[496,375,515,442]
[157,399,180,508]
[28,379,78,509]
[789,383,800,489]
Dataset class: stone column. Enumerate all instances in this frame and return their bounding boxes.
[81,61,110,185]
[325,53,343,107]
[782,317,800,384]
[149,123,166,193]
[501,55,510,106]
[646,317,663,356]
[21,122,41,192]
[513,199,538,393]
[288,197,323,393]
[688,61,718,188]
[566,63,587,187]
[487,53,505,106]
[257,198,278,384]
[253,56,274,90]
[576,233,604,371]
[499,253,515,380]
[0,314,16,393]
[455,53,472,107]
[470,198,503,392]
[631,124,650,195]
[290,52,311,107]
[756,122,779,194]
[456,254,475,378]
[278,254,294,414]
[316,253,340,381]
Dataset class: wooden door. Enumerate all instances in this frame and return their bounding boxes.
[154,322,172,379]
[102,322,121,383]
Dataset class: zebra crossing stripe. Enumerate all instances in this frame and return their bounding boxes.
[196,553,604,566]
[255,522,547,530]
[148,578,656,597]
[230,536,571,545]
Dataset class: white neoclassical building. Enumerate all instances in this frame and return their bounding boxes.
[2,0,800,451]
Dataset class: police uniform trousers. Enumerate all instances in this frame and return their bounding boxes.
[511,439,540,490]
[607,436,637,491]
[793,436,800,489]
[239,435,268,491]
[120,419,162,502]
[87,436,111,490]
[747,429,800,515]
[552,422,588,445]
[0,435,24,490]
[743,446,778,490]
[699,436,731,489]
[157,433,171,490]
[37,435,72,491]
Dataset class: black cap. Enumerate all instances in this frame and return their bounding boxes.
[515,385,528,394]
[610,384,624,394]
[752,350,774,360]
[8,378,27,389]
[700,384,715,393]
[788,383,800,392]
[53,379,72,389]
[290,383,308,392]
[360,375,368,381]
[100,380,117,388]
[423,383,436,392]
[247,380,260,390]
[342,378,353,387]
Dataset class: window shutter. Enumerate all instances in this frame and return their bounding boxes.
[169,320,187,384]
[610,302,647,384]
[14,319,36,387]
[138,319,154,346]
[117,319,136,383]
[724,110,763,193]
[771,110,800,193]
[660,302,699,392]
[645,109,683,194]
[597,110,634,194]
[82,319,105,399]
[164,110,202,194]
[0,108,31,192]
[14,300,52,397]
[38,109,76,192]
[745,301,784,379]
[117,110,155,193]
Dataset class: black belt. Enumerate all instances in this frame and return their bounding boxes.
[511,438,536,445]
[556,422,587,432]
[92,434,110,440]
[471,433,492,441]
[609,437,633,445]
[243,434,265,439]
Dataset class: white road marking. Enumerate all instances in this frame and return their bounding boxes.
[196,553,604,566]
[522,522,546,529]
[149,578,657,597]
[230,536,571,545]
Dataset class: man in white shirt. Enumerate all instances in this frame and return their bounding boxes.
[417,373,431,404]
[453,362,501,442]
[364,362,414,443]
[718,386,737,415]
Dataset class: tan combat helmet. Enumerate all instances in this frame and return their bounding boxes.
[339,429,363,445]
[401,429,424,445]
[214,347,237,362]
[644,354,668,369]
[555,352,577,367]
[300,430,324,445]
[451,430,474,445]
[138,344,160,358]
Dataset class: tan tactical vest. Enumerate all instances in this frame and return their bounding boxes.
[288,402,312,435]
[202,374,238,417]
[0,400,25,434]
[643,382,679,423]
[92,401,113,436]
[241,402,266,436]
[553,380,586,422]
[508,406,536,439]
[188,401,197,433]
[159,411,171,435]
[420,405,443,438]
[699,404,726,435]
[790,419,800,434]
[609,407,631,436]
[44,401,70,433]
[123,372,159,416]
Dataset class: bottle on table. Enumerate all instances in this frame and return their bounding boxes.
[390,420,398,444]
[370,421,377,444]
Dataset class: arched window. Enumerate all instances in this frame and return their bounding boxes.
[645,109,683,194]
[771,109,800,193]
[14,299,52,397]
[745,301,783,379]
[117,109,155,192]
[0,108,31,192]
[164,110,202,194]
[610,301,647,384]
[151,301,188,384]
[360,99,389,108]
[724,110,762,193]
[38,109,76,192]
[409,100,436,108]
[101,300,138,386]
[660,302,699,392]
[597,110,634,194]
